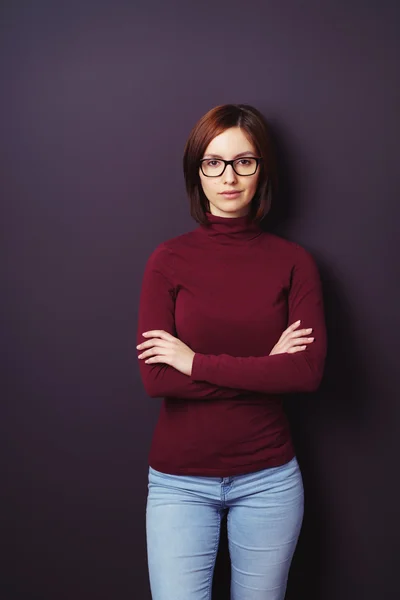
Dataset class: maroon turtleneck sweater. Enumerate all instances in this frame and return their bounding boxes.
[136,211,327,476]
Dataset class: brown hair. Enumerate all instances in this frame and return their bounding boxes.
[183,104,277,225]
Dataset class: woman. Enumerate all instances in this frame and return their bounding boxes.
[136,104,327,600]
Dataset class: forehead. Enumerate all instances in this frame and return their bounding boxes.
[203,127,256,157]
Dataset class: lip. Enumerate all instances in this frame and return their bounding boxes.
[220,191,242,197]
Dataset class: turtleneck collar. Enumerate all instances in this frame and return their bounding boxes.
[197,211,262,244]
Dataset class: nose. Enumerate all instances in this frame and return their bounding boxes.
[223,163,237,184]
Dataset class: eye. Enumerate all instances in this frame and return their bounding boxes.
[237,159,251,165]
[205,160,222,167]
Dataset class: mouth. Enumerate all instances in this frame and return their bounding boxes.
[220,190,242,198]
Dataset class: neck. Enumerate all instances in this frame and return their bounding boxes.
[197,211,262,244]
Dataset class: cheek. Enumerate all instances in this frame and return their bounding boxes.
[245,175,259,196]
[200,177,218,197]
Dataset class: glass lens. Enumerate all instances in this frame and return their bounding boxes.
[201,159,225,176]
[233,158,257,175]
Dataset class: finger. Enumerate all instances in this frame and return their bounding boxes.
[278,330,311,346]
[287,345,307,353]
[290,328,313,339]
[142,330,175,340]
[145,355,170,365]
[282,337,314,353]
[137,338,169,350]
[279,321,302,343]
[139,347,168,359]
[289,335,314,345]
[278,337,312,353]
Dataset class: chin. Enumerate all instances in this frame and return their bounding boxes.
[216,199,250,212]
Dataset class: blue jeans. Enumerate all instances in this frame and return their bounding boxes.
[146,457,304,600]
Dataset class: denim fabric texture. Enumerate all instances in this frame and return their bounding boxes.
[146,457,304,600]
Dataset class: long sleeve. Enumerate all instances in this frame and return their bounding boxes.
[191,246,327,394]
[136,244,247,399]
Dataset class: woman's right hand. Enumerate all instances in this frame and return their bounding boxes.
[269,320,314,356]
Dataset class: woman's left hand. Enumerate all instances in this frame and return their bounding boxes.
[137,330,195,377]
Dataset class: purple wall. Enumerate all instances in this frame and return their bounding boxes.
[2,1,399,598]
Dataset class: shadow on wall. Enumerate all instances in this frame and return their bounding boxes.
[211,123,372,600]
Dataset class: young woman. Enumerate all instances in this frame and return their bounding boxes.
[136,104,327,600]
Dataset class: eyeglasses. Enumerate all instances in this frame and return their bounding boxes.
[199,157,262,177]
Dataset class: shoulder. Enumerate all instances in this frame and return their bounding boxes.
[265,232,320,281]
[144,230,196,278]
[144,242,172,276]
[147,230,194,260]
[266,232,315,261]
[148,228,200,264]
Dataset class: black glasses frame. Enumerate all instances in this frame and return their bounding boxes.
[199,157,263,177]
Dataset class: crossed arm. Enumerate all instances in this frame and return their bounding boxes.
[137,244,327,398]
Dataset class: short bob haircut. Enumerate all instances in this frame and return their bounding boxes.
[183,104,277,225]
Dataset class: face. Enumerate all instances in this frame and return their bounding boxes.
[199,127,260,218]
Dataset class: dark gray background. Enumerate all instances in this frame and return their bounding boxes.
[2,1,399,598]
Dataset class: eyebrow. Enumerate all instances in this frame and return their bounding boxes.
[202,151,257,159]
